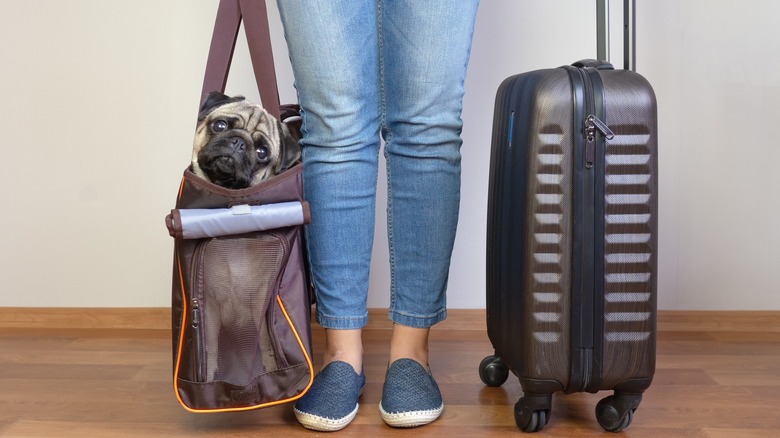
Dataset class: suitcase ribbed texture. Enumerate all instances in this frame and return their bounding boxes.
[600,73,657,387]
[523,72,573,387]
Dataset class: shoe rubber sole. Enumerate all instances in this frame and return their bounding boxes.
[379,402,444,428]
[294,403,360,432]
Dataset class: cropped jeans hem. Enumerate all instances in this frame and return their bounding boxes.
[389,308,447,329]
[316,311,369,330]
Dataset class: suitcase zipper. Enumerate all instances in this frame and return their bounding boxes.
[573,67,613,392]
[580,67,596,166]
[580,67,614,169]
[585,115,614,168]
[579,67,597,392]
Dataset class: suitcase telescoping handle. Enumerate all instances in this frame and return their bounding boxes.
[596,0,636,71]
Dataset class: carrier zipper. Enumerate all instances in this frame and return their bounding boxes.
[265,231,291,370]
[191,297,205,382]
[190,242,209,383]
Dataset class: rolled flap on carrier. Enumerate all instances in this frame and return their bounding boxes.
[166,201,310,239]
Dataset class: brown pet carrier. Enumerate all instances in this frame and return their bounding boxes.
[164,0,313,412]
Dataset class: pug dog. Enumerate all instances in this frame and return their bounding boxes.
[192,91,300,189]
[190,92,301,382]
[202,242,277,384]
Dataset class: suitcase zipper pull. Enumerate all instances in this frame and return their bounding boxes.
[589,115,615,139]
[584,115,614,168]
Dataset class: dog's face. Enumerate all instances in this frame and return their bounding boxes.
[191,92,300,189]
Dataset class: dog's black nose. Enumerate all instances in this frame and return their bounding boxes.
[231,138,246,151]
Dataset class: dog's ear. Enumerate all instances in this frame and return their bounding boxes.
[274,121,302,173]
[197,92,246,121]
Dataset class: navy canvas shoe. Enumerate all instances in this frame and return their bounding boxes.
[293,361,365,431]
[379,358,444,428]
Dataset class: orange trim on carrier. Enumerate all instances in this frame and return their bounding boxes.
[171,253,314,413]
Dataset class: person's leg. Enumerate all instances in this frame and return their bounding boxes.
[388,324,429,366]
[276,0,380,372]
[381,0,480,359]
[321,329,363,373]
[276,0,380,431]
[378,0,480,427]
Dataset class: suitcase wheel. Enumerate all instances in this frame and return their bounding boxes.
[595,393,641,432]
[478,355,509,387]
[515,395,552,433]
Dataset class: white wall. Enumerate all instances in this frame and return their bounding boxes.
[1,0,778,310]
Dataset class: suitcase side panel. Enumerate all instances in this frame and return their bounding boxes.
[486,69,576,392]
[598,71,658,391]
[520,71,577,389]
[486,75,533,374]
[486,76,523,361]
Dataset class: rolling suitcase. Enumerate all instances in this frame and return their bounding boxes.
[479,0,658,432]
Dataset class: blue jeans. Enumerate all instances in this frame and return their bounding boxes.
[276,0,479,329]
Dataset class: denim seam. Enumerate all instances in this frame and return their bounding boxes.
[377,0,387,134]
[297,108,321,315]
[390,307,447,319]
[377,0,397,313]
[389,308,447,329]
[316,311,369,330]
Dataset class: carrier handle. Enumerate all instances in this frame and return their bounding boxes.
[200,0,281,119]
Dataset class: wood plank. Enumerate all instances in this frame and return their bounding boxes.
[657,310,780,332]
[0,308,171,330]
[2,308,780,436]
[703,430,780,438]
[3,307,780,332]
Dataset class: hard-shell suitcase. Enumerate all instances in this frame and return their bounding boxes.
[479,0,658,432]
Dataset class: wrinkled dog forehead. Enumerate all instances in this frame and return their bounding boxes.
[204,101,274,132]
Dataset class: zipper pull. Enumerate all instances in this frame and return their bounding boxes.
[584,115,614,168]
[590,115,614,139]
[191,298,200,328]
[585,137,595,168]
[586,114,615,139]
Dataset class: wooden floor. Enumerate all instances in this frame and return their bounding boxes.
[1,308,780,437]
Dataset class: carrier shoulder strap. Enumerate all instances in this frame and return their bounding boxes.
[200,0,281,119]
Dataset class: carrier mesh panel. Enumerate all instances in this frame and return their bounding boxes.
[199,234,285,386]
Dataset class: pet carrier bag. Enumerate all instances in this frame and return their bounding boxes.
[165,0,313,412]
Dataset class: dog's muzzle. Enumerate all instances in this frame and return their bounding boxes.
[199,137,255,189]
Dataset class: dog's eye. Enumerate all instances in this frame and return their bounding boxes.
[211,120,229,133]
[256,146,270,163]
